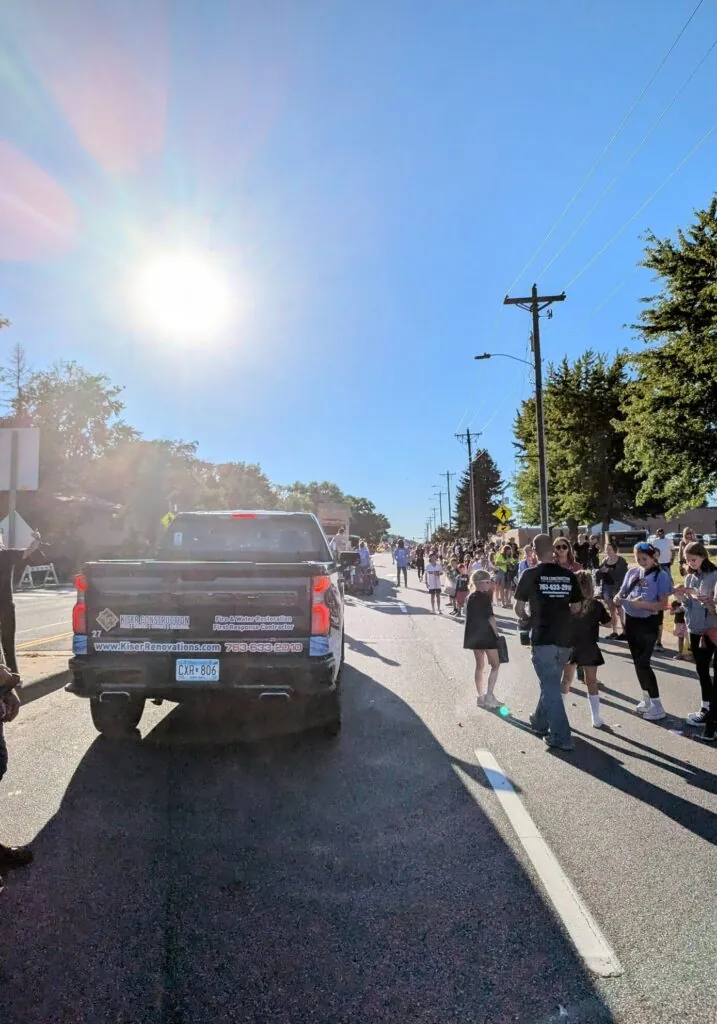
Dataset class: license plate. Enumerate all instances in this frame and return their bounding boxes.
[175,658,220,682]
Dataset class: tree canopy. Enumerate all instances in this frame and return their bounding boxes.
[0,347,390,555]
[513,350,644,531]
[620,196,717,514]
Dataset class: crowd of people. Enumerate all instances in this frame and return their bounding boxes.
[386,528,716,751]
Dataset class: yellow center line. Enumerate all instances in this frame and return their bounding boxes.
[17,631,73,651]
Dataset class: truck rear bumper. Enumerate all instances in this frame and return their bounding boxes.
[67,653,338,702]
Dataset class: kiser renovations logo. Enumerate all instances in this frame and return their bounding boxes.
[96,608,119,632]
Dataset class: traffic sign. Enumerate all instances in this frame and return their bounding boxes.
[496,523,511,533]
[493,505,513,523]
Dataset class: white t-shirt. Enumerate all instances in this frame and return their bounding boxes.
[649,535,674,565]
[331,532,348,554]
[425,562,444,590]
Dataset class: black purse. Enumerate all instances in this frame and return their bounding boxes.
[496,633,509,664]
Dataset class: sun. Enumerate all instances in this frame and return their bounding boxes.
[134,250,233,339]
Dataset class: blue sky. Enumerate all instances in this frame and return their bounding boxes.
[2,0,716,538]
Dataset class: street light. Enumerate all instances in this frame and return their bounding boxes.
[475,350,549,534]
[475,352,530,367]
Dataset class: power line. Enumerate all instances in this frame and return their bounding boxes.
[536,31,717,280]
[504,0,706,293]
[565,116,717,290]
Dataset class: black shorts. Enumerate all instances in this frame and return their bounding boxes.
[429,588,441,596]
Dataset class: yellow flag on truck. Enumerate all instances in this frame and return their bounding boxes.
[161,511,176,527]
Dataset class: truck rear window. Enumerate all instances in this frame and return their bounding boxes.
[157,514,332,562]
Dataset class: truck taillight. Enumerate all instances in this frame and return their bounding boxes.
[73,573,87,635]
[311,575,331,636]
[72,602,87,634]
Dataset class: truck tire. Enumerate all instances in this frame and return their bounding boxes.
[90,697,145,738]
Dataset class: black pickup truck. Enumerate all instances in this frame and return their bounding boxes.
[67,510,359,738]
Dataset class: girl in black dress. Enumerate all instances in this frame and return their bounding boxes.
[561,571,611,728]
[463,570,502,709]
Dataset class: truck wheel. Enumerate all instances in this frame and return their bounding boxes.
[90,697,145,738]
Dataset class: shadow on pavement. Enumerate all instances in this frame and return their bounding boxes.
[345,634,400,666]
[0,667,615,1024]
[21,670,70,706]
[501,716,717,845]
[604,647,697,681]
[570,727,717,795]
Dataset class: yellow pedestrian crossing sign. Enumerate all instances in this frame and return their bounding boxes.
[493,505,512,523]
[161,511,176,528]
[496,523,511,533]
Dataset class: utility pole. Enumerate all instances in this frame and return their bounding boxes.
[442,470,456,531]
[431,507,438,536]
[433,487,445,529]
[455,428,478,544]
[504,283,565,535]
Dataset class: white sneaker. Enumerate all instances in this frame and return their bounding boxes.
[483,693,502,710]
[643,704,666,721]
[636,699,652,713]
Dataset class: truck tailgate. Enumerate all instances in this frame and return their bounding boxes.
[85,561,315,654]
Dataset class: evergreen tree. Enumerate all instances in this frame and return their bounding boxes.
[621,196,717,513]
[513,351,643,532]
[454,448,504,538]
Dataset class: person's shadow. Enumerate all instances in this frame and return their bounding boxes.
[0,668,615,1024]
[501,715,717,843]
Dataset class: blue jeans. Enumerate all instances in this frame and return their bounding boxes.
[530,645,573,747]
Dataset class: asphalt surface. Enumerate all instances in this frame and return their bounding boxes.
[0,557,715,1023]
[14,587,74,652]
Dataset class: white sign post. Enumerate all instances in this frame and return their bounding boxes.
[0,428,40,547]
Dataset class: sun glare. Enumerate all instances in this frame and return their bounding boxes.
[134,250,233,339]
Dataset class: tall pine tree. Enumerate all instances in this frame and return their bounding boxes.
[621,196,717,513]
[454,448,505,538]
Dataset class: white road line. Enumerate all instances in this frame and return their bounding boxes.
[17,620,68,635]
[475,748,623,978]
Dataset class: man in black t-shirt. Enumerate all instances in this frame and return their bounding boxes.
[515,533,582,752]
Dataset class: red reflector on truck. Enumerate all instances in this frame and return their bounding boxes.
[74,573,87,593]
[231,513,256,519]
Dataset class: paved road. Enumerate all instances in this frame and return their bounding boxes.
[14,587,74,652]
[0,558,715,1023]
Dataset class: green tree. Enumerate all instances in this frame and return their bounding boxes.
[197,461,278,511]
[278,480,347,513]
[620,197,717,513]
[454,449,505,538]
[514,351,642,533]
[23,360,137,490]
[345,494,391,543]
